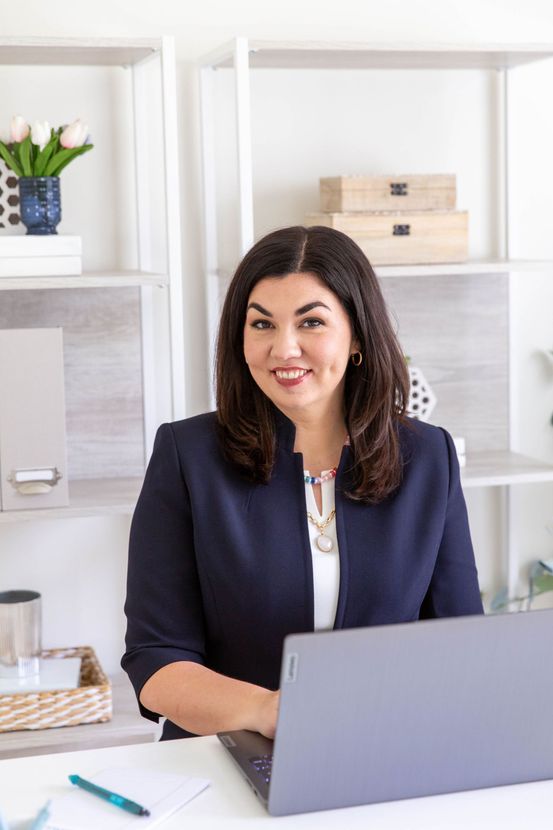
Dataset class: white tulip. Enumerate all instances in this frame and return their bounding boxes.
[30,120,51,151]
[10,115,29,143]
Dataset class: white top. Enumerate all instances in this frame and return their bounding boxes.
[304,470,340,630]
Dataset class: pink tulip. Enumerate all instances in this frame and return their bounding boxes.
[60,119,88,149]
[10,115,29,143]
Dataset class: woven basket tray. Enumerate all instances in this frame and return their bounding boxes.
[0,646,112,732]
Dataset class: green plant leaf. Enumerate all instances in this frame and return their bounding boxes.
[52,146,93,176]
[0,142,23,177]
[45,143,93,177]
[533,573,553,593]
[18,135,32,176]
[12,141,22,166]
[34,133,59,177]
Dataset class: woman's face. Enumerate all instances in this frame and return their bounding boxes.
[243,271,359,418]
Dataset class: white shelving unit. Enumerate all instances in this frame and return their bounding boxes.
[0,35,185,510]
[0,36,185,751]
[198,39,553,596]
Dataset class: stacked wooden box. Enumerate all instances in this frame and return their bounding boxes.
[306,174,468,265]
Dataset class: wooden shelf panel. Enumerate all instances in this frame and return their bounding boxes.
[462,451,553,488]
[0,38,160,66]
[205,40,553,71]
[0,674,160,760]
[0,478,143,523]
[0,271,169,291]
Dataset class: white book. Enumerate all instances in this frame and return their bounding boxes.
[0,256,82,276]
[0,235,82,257]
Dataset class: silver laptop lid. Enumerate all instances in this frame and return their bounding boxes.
[268,609,553,816]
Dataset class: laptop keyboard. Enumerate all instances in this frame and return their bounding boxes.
[249,753,273,784]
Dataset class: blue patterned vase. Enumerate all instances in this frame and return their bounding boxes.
[18,176,61,235]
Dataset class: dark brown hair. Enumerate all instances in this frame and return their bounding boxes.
[215,225,410,503]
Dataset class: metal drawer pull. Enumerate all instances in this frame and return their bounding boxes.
[390,182,408,196]
[393,224,411,236]
[8,467,62,495]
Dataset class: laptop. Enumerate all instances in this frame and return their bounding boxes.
[218,608,553,816]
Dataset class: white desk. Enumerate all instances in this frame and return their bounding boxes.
[0,735,550,828]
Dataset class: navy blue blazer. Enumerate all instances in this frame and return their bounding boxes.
[122,408,483,741]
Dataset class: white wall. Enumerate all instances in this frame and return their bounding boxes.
[2,0,553,674]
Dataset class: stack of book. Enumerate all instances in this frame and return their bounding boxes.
[0,235,82,277]
[306,174,468,266]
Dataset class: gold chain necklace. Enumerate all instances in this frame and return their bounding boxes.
[306,508,336,552]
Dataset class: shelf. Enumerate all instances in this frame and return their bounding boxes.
[1,458,549,524]
[375,259,553,278]
[214,259,553,288]
[461,451,553,488]
[0,674,160,760]
[204,40,553,71]
[0,270,169,291]
[0,37,160,66]
[199,35,553,604]
[0,478,142,523]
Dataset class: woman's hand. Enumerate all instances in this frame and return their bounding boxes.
[252,688,280,739]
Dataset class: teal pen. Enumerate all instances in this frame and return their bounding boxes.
[29,800,52,830]
[68,775,150,817]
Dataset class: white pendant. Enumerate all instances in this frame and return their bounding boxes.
[316,534,333,552]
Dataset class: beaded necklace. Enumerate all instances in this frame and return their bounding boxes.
[302,434,350,485]
[303,468,336,485]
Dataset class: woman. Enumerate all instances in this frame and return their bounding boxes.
[122,225,483,742]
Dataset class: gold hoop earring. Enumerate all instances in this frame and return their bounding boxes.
[351,351,363,367]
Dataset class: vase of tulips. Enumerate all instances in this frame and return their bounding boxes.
[0,116,93,235]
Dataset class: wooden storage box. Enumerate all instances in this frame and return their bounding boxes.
[0,646,112,732]
[306,210,468,266]
[320,174,456,213]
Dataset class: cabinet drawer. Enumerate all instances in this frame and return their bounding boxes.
[306,210,468,265]
[320,174,456,213]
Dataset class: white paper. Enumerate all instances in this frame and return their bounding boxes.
[44,767,209,830]
[0,658,82,695]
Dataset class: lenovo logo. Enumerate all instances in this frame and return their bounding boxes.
[284,652,299,683]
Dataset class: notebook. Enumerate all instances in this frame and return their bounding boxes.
[43,767,209,829]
